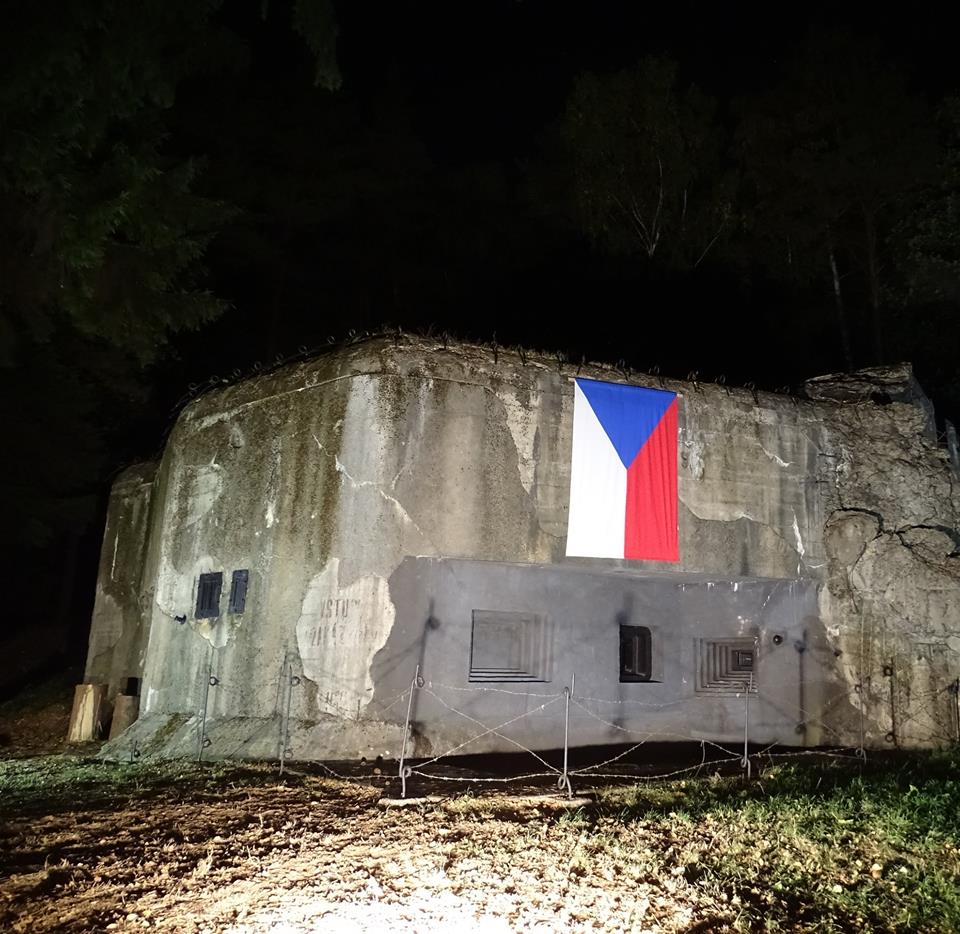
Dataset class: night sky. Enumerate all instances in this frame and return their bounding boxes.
[2,1,958,685]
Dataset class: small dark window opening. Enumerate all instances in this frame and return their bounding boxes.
[122,677,141,696]
[195,572,223,619]
[229,569,249,614]
[619,625,652,682]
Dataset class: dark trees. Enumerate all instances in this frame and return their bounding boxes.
[559,57,735,273]
[0,1,235,366]
[0,0,341,638]
[735,32,938,370]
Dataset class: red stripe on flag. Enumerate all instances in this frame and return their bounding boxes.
[624,397,678,561]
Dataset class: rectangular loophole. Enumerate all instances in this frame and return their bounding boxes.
[619,625,652,682]
[195,572,223,619]
[229,569,249,614]
[469,610,548,682]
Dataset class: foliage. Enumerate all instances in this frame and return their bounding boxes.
[0,0,341,552]
[895,96,960,306]
[0,331,152,546]
[291,0,342,90]
[0,0,342,367]
[0,1,238,366]
[735,30,937,365]
[560,56,735,271]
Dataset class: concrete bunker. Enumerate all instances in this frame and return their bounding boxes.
[79,337,960,759]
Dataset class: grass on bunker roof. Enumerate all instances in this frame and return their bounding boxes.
[1,747,959,933]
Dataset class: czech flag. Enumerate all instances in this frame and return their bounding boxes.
[566,378,679,562]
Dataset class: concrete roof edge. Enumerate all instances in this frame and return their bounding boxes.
[174,332,817,424]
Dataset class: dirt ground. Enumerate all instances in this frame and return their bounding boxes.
[1,761,728,933]
[0,676,729,933]
[8,674,957,933]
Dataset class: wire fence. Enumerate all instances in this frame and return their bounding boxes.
[165,635,960,801]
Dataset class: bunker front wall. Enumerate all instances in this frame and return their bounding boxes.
[100,340,958,756]
[377,558,831,752]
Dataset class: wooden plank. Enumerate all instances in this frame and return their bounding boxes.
[108,694,140,740]
[66,684,108,742]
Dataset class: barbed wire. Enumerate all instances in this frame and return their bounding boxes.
[409,770,561,785]
[571,694,690,711]
[417,687,563,772]
[178,657,960,798]
[570,741,668,775]
[568,700,749,763]
[760,748,872,763]
[426,680,566,700]
[577,755,745,783]
[370,688,413,718]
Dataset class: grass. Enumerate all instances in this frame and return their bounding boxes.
[402,750,960,930]
[0,756,280,817]
[590,750,960,932]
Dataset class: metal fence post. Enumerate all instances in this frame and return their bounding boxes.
[559,672,574,798]
[398,665,421,799]
[197,645,217,762]
[950,678,960,745]
[856,677,867,760]
[277,654,288,766]
[741,673,752,780]
[279,655,301,776]
[855,607,868,760]
[884,661,897,746]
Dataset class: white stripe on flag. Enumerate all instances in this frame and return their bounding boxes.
[565,381,627,558]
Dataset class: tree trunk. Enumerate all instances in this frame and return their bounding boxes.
[54,529,80,638]
[863,206,884,363]
[264,257,288,362]
[827,230,854,372]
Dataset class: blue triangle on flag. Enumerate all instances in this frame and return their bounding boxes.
[577,378,675,469]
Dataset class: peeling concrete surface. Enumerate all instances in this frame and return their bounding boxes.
[296,558,396,718]
[87,339,960,758]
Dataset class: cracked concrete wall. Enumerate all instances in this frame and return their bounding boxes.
[816,381,960,748]
[84,463,157,696]
[88,340,960,757]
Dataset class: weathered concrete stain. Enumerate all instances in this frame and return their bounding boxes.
[296,557,396,718]
[182,464,223,527]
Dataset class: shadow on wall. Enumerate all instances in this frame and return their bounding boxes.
[370,597,441,730]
